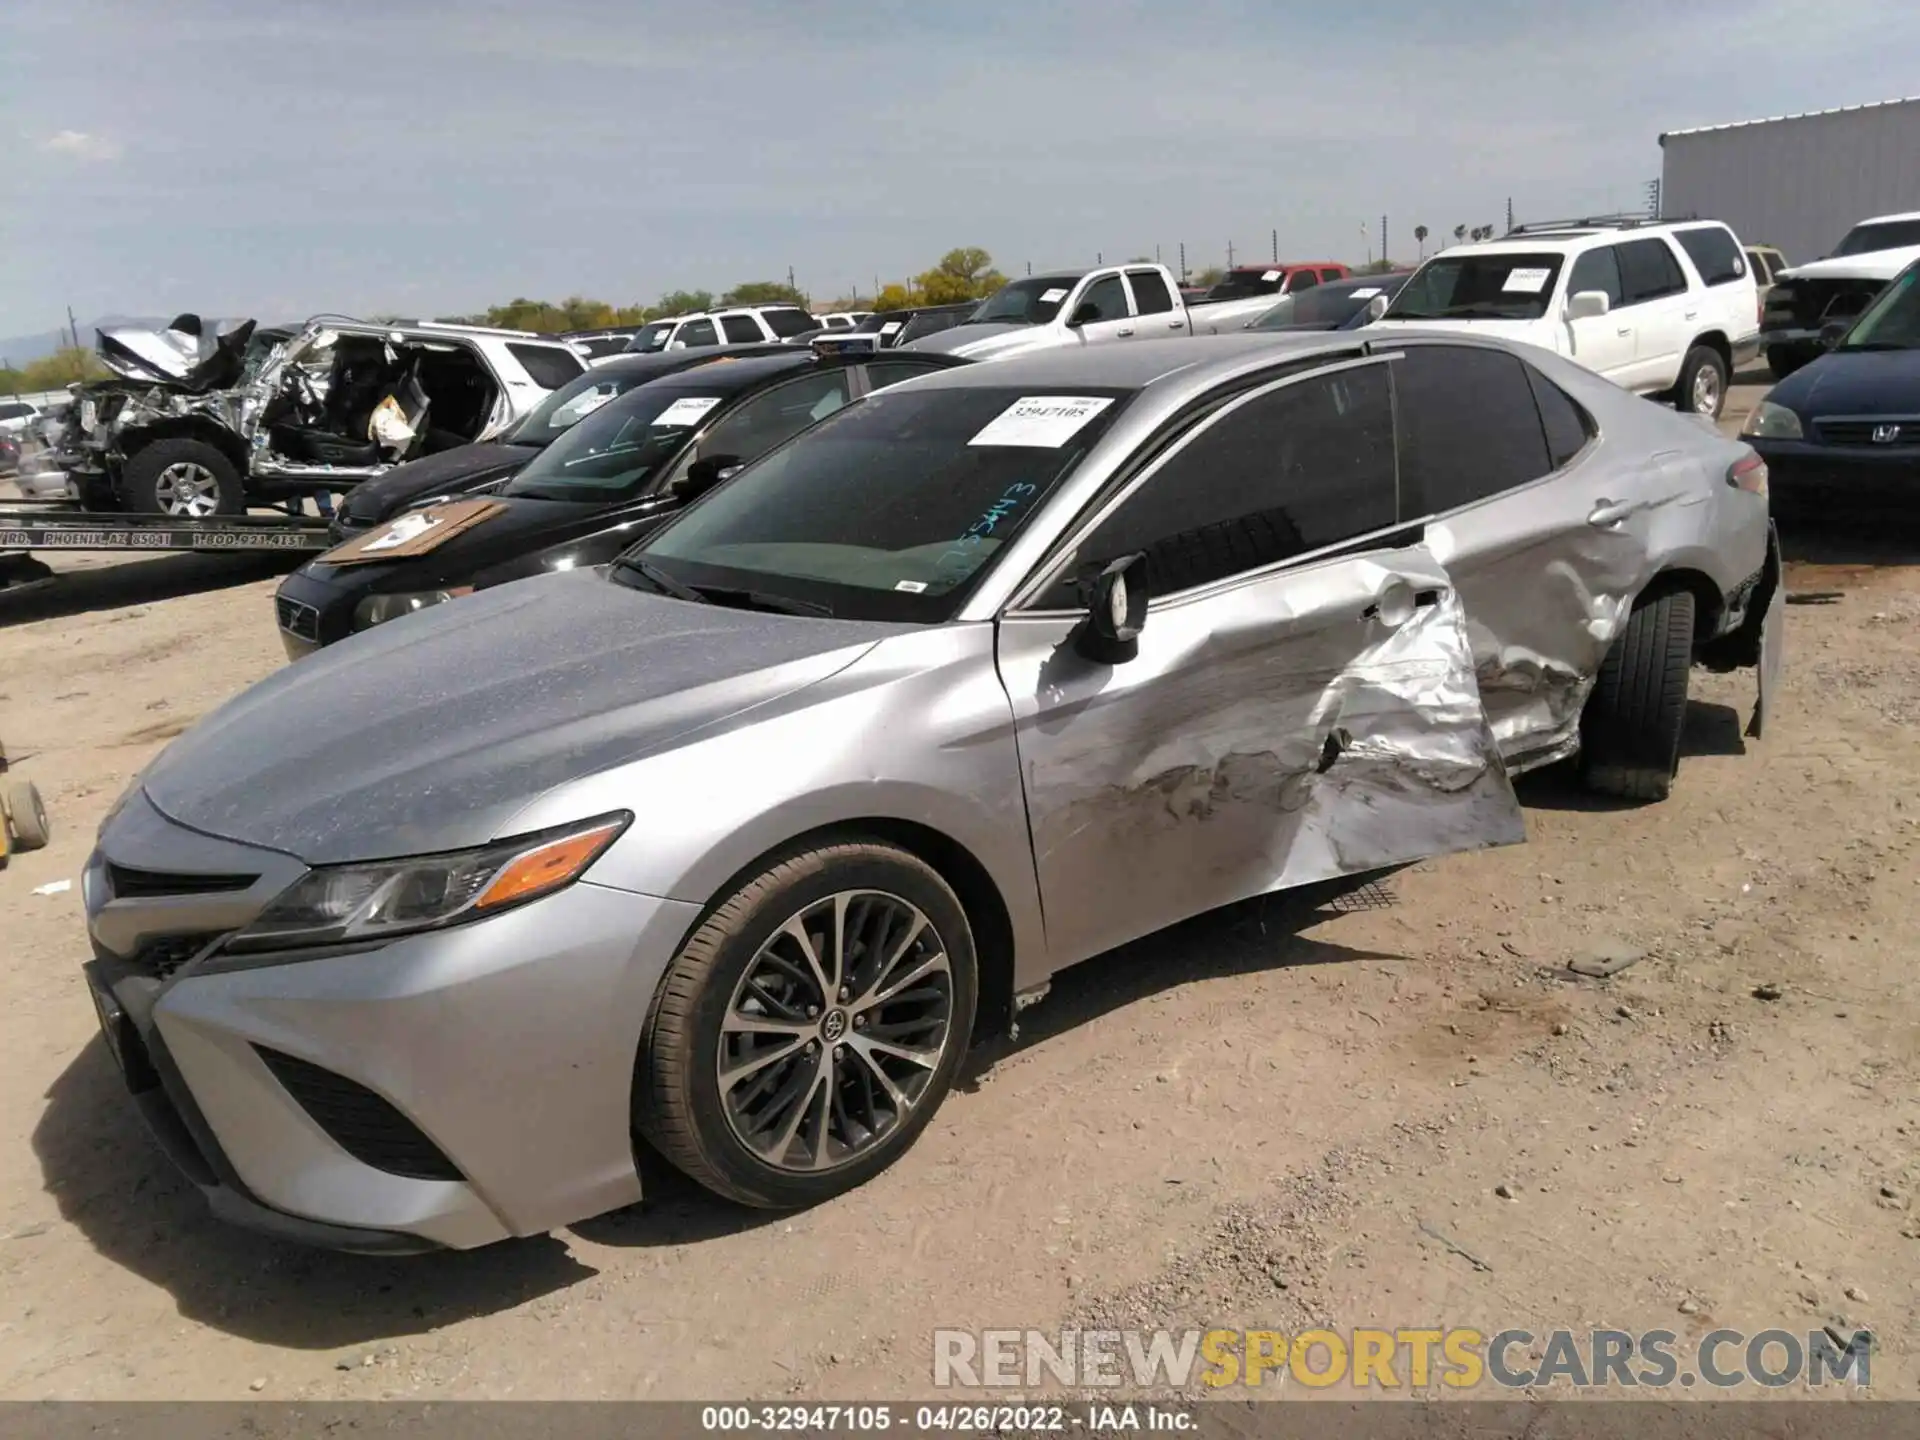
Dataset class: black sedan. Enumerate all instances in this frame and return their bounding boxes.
[1741,256,1920,509]
[1247,271,1414,331]
[328,343,798,540]
[274,347,969,657]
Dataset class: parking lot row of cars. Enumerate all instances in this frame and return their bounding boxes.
[72,211,1797,1252]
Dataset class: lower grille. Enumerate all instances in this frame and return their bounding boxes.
[108,863,256,897]
[275,595,321,641]
[254,1047,464,1182]
[1815,419,1920,447]
[132,934,219,979]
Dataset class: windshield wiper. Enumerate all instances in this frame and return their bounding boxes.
[615,555,707,603]
[695,587,834,618]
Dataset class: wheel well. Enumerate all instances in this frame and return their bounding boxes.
[1640,567,1722,644]
[119,419,249,476]
[1689,330,1731,369]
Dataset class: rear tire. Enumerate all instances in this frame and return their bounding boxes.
[1675,345,1728,417]
[1581,590,1695,803]
[3,779,49,851]
[121,439,244,517]
[640,839,977,1209]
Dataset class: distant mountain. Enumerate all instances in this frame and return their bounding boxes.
[0,315,163,367]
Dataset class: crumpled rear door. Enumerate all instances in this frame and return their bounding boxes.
[996,544,1527,970]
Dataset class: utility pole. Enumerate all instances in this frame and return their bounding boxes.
[1505,196,1514,232]
[1026,261,1032,276]
[67,305,81,353]
[1178,242,1187,284]
[1381,215,1388,267]
[1155,244,1161,265]
[1227,240,1236,269]
[1272,229,1278,264]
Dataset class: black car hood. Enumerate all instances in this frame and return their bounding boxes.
[340,443,541,527]
[310,493,656,591]
[1770,348,1920,417]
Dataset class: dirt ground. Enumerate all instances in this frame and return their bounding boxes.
[1,379,1916,1401]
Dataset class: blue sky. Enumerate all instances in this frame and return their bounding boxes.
[1,0,1910,335]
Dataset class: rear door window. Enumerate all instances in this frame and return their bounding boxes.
[1673,226,1747,286]
[1392,345,1554,513]
[1616,238,1690,304]
[719,315,764,344]
[675,319,720,348]
[1126,269,1175,315]
[1318,268,1344,283]
[759,308,819,339]
[1526,366,1595,469]
[506,343,588,389]
[1288,269,1320,291]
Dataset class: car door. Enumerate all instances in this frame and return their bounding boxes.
[993,359,1524,967]
[1562,244,1637,381]
[1615,237,1692,392]
[1124,268,1188,339]
[1064,273,1137,345]
[672,318,722,351]
[1382,341,1659,770]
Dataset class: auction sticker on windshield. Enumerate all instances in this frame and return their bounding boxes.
[969,396,1114,449]
[651,396,723,427]
[1262,269,1282,282]
[1350,287,1381,299]
[1039,288,1068,303]
[1502,268,1551,294]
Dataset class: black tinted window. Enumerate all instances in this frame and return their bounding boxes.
[507,343,587,390]
[1127,269,1175,314]
[863,360,951,391]
[1319,268,1344,283]
[1076,274,1129,323]
[1289,269,1320,291]
[719,315,764,344]
[759,308,818,338]
[1674,226,1746,285]
[1616,238,1689,304]
[675,319,720,348]
[1526,366,1594,469]
[1566,246,1624,306]
[1745,249,1773,284]
[1057,365,1397,603]
[895,311,967,344]
[692,371,852,466]
[1393,346,1552,513]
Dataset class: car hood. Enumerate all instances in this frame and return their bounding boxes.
[1779,246,1920,283]
[139,570,893,864]
[97,314,260,392]
[339,442,540,526]
[902,321,1052,357]
[1766,347,1920,416]
[309,494,638,589]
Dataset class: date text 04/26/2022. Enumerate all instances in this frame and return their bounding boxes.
[698,1403,1195,1432]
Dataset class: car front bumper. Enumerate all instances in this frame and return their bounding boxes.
[273,564,375,659]
[1751,437,1920,502]
[86,854,701,1251]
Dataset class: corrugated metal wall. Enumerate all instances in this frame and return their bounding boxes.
[1661,102,1920,267]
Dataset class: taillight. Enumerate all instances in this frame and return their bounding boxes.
[1729,450,1768,496]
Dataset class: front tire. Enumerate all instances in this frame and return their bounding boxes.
[640,840,977,1208]
[121,438,244,517]
[3,779,50,851]
[1675,345,1729,418]
[1581,589,1695,802]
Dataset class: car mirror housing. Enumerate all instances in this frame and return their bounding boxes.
[1819,320,1849,349]
[1067,301,1101,328]
[1566,290,1612,321]
[1073,553,1149,664]
[1366,294,1391,321]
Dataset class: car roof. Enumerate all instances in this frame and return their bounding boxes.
[901,332,1356,392]
[589,344,796,375]
[616,351,823,397]
[1859,211,1920,225]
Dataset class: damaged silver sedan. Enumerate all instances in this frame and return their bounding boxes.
[82,333,1777,1250]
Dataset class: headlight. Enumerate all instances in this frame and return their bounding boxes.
[352,587,472,630]
[226,813,630,954]
[1741,401,1803,440]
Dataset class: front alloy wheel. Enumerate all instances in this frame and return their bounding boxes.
[153,461,222,516]
[642,841,977,1208]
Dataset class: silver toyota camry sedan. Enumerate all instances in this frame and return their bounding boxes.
[82,332,1780,1252]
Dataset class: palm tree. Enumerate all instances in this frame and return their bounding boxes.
[1453,224,1468,245]
[1414,224,1429,258]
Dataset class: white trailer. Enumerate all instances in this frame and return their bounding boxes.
[1659,96,1920,265]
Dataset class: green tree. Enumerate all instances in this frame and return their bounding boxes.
[915,247,1005,304]
[1414,224,1429,258]
[8,347,107,390]
[1453,224,1467,244]
[873,283,928,312]
[1192,265,1226,288]
[720,280,808,308]
[648,289,715,321]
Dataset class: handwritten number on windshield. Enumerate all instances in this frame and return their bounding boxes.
[936,482,1038,577]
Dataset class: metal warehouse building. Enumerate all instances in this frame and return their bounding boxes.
[1659,96,1920,266]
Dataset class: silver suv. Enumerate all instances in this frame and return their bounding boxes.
[59,316,587,516]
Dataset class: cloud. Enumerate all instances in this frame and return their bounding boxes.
[42,129,123,162]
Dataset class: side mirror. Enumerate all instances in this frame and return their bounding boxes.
[1819,320,1849,350]
[675,453,743,500]
[1566,290,1611,321]
[1067,301,1101,328]
[1365,294,1390,321]
[1072,553,1149,664]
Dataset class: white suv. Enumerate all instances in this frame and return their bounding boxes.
[623,305,817,355]
[1369,217,1761,416]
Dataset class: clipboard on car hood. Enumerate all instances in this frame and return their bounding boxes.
[321,497,510,565]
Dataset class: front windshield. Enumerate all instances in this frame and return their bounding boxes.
[507,368,661,446]
[622,385,1133,622]
[1205,270,1286,301]
[1383,253,1565,321]
[1838,265,1920,350]
[503,386,726,503]
[1251,283,1382,330]
[1834,220,1920,257]
[625,321,678,354]
[970,278,1076,326]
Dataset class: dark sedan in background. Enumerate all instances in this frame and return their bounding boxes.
[275,347,969,656]
[1741,256,1920,510]
[328,344,797,540]
[1248,271,1415,331]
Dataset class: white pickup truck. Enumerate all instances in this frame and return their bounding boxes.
[902,263,1194,359]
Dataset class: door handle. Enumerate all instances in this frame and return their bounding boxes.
[1588,499,1631,527]
[1684,310,1699,320]
[1616,327,1632,337]
[1117,327,1135,337]
[1168,318,1185,328]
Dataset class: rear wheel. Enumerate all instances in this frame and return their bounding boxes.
[1675,345,1728,417]
[640,840,977,1208]
[3,779,49,851]
[121,438,244,517]
[1581,589,1696,803]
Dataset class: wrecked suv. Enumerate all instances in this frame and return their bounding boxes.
[58,315,586,516]
[82,332,1778,1252]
